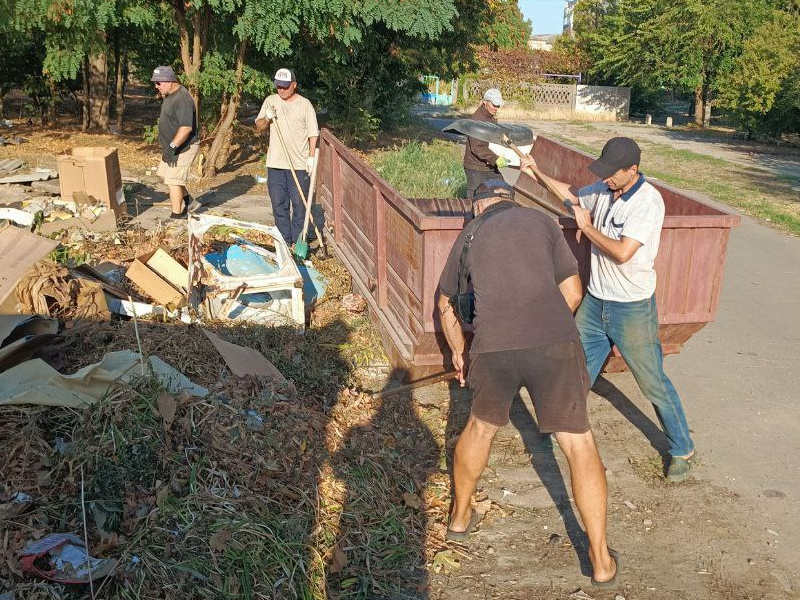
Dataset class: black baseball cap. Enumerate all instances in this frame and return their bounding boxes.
[588,137,641,179]
[473,179,515,202]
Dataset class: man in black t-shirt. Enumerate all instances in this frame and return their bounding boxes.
[437,179,620,588]
[151,66,199,219]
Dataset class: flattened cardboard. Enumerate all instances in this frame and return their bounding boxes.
[145,248,189,294]
[57,147,127,218]
[38,209,116,235]
[202,329,288,382]
[0,225,59,307]
[125,248,187,306]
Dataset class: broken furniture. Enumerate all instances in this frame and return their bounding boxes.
[188,215,305,327]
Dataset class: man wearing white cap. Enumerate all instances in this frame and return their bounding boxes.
[255,68,319,246]
[463,88,508,199]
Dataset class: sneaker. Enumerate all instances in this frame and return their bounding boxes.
[170,208,187,219]
[666,451,696,482]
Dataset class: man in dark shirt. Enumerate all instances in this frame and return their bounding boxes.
[151,66,199,219]
[463,89,509,199]
[438,179,620,587]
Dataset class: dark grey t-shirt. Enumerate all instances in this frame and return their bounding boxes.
[439,203,580,353]
[158,86,198,154]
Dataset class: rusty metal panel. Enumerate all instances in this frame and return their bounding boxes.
[385,208,423,301]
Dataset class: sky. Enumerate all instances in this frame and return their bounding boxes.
[518,0,567,36]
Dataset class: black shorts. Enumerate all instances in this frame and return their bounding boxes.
[467,341,591,433]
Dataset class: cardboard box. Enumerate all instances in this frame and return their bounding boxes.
[125,248,188,306]
[0,225,60,308]
[57,147,127,218]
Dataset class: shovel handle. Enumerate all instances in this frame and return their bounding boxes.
[501,135,573,217]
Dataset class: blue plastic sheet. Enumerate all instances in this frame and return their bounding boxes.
[204,245,277,277]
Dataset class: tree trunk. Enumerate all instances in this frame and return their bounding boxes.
[81,58,90,131]
[87,39,110,131]
[114,37,127,134]
[47,76,58,127]
[693,86,704,126]
[205,40,248,178]
[173,1,210,122]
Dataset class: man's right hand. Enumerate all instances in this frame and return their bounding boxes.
[519,154,537,170]
[264,105,277,121]
[452,352,467,387]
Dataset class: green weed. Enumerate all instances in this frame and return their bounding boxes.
[369,139,467,198]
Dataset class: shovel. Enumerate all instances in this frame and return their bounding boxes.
[441,119,535,146]
[293,153,320,260]
[443,119,573,217]
[500,133,574,217]
[269,107,327,258]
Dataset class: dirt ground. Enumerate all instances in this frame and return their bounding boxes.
[2,99,799,599]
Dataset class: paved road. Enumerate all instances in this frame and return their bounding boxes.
[668,197,800,575]
[529,119,800,183]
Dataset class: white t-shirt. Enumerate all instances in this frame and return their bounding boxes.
[256,93,319,170]
[578,175,664,302]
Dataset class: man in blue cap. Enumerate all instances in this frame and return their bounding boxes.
[151,65,198,219]
[437,179,620,588]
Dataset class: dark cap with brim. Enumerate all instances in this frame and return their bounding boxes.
[588,137,641,179]
[151,66,178,82]
[473,178,515,203]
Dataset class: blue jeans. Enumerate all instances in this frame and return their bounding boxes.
[575,292,694,457]
[267,168,309,244]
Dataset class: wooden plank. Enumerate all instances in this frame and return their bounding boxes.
[375,186,387,308]
[331,146,343,242]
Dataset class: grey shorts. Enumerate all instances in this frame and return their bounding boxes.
[467,341,591,433]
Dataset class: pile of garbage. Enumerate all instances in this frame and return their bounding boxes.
[0,216,381,597]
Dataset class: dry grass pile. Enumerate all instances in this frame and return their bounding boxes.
[0,222,451,600]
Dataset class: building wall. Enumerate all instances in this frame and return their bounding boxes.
[575,85,631,119]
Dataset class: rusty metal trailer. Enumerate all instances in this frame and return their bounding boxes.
[317,129,740,379]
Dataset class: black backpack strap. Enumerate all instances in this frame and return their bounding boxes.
[454,202,514,303]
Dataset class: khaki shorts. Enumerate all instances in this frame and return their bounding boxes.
[467,341,591,433]
[157,143,199,186]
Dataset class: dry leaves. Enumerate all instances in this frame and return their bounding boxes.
[156,392,176,425]
[209,529,230,552]
[402,492,422,510]
[329,543,347,574]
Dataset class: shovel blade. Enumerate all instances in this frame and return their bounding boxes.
[293,239,309,260]
[442,119,535,146]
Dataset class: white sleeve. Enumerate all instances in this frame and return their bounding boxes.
[622,197,664,245]
[577,181,607,212]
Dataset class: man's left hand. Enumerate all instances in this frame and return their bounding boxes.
[573,205,593,231]
[162,146,178,167]
[306,156,316,173]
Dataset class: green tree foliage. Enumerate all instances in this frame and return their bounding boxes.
[574,0,769,125]
[478,0,532,50]
[717,7,800,135]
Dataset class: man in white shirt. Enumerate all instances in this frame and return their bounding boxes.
[255,68,319,246]
[521,137,696,482]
